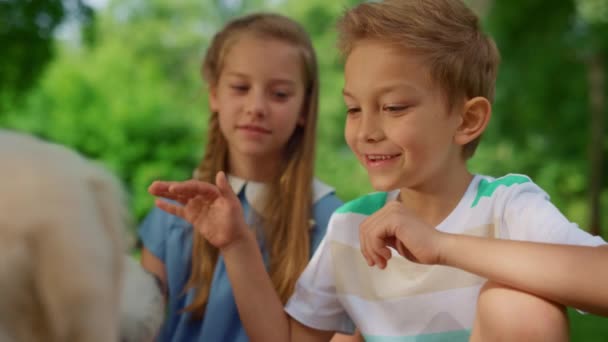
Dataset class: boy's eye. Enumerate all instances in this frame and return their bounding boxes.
[346,107,361,115]
[383,105,409,113]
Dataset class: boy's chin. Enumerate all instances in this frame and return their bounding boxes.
[368,176,400,192]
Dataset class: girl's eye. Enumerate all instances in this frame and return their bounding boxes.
[230,85,248,92]
[273,91,290,100]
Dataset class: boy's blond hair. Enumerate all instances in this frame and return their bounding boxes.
[337,0,500,159]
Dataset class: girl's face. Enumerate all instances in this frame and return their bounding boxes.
[210,35,306,165]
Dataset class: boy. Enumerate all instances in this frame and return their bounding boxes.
[150,0,606,341]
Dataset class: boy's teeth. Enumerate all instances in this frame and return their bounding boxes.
[369,155,395,161]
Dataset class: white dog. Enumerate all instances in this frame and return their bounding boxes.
[0,130,164,342]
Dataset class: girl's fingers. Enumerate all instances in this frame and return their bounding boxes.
[155,198,184,218]
[216,171,238,202]
[169,180,220,199]
[148,181,176,196]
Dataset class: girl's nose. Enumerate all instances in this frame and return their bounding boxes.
[245,90,267,118]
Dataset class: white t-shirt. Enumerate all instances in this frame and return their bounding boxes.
[284,174,605,341]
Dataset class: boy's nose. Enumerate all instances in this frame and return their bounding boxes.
[358,113,383,143]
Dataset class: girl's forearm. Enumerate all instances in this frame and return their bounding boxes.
[439,234,608,316]
[221,232,291,342]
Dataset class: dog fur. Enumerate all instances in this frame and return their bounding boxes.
[0,130,163,342]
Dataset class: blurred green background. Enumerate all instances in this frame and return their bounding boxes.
[1,0,607,339]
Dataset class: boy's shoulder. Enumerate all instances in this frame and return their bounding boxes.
[472,173,533,206]
[334,191,390,216]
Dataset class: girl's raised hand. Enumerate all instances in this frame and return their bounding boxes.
[148,171,250,250]
[359,201,445,269]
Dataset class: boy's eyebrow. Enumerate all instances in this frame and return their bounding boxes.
[374,82,420,95]
[342,82,420,98]
[342,89,354,97]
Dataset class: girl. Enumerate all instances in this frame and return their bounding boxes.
[139,13,347,342]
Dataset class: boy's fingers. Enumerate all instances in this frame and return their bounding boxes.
[395,240,408,257]
[359,223,374,266]
[371,236,392,269]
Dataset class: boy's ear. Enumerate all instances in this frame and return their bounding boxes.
[454,97,491,146]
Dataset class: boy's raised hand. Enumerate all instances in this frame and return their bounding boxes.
[359,201,445,269]
[148,171,250,250]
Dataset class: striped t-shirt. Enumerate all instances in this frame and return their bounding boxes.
[285,174,605,341]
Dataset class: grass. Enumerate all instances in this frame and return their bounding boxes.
[569,308,608,341]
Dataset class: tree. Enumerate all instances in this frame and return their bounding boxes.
[0,0,94,101]
[482,0,607,235]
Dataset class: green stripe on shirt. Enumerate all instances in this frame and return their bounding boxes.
[471,174,530,208]
[335,192,388,216]
[363,329,470,342]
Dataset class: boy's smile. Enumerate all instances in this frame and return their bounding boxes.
[343,40,465,192]
[364,153,402,169]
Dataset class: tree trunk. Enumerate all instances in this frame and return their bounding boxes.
[587,53,604,236]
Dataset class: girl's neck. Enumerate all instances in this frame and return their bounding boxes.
[227,151,282,183]
[398,165,473,228]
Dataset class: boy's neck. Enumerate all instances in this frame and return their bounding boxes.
[398,166,473,228]
[227,152,282,183]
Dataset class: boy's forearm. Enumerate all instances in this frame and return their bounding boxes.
[221,232,291,342]
[439,234,608,315]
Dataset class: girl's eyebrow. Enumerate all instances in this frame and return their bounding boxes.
[269,79,296,86]
[224,71,296,86]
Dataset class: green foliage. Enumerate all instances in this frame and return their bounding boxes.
[0,0,94,99]
[472,0,608,231]
[1,0,209,227]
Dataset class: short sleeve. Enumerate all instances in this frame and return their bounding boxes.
[138,206,182,262]
[285,215,355,335]
[500,181,605,246]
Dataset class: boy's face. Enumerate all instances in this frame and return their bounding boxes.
[343,40,464,192]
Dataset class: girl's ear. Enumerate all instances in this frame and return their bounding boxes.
[453,97,491,146]
[209,86,219,113]
[297,112,306,127]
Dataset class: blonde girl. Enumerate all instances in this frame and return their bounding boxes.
[140,13,344,341]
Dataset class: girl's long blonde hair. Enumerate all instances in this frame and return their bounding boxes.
[185,13,319,318]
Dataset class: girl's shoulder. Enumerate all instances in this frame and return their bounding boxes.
[138,201,193,260]
[312,178,342,210]
[140,201,192,233]
[312,178,339,203]
[311,178,343,230]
